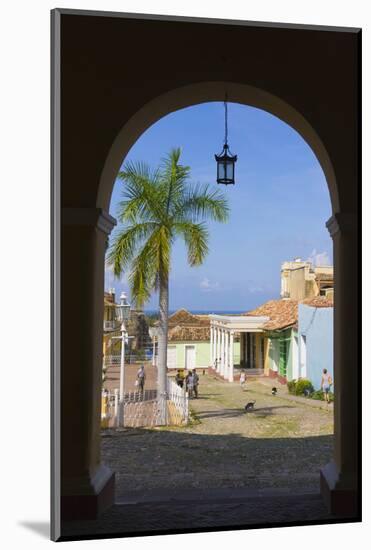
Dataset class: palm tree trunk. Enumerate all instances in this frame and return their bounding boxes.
[157,268,169,424]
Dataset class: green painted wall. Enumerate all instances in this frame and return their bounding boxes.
[169,341,240,369]
[286,331,293,380]
[267,328,295,380]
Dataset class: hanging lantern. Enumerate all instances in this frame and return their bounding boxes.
[215,95,237,185]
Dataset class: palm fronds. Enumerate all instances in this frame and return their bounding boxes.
[107,148,229,306]
[174,221,209,266]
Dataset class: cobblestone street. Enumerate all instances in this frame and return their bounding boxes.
[62,374,337,539]
[101,374,334,498]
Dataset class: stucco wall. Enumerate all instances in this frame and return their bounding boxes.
[287,268,307,300]
[268,337,279,372]
[170,341,240,369]
[298,304,334,390]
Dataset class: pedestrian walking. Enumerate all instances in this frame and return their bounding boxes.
[192,369,199,398]
[321,368,332,406]
[239,370,246,389]
[186,371,194,398]
[136,364,146,393]
[175,369,184,388]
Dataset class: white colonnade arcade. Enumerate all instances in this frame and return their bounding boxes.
[209,314,269,382]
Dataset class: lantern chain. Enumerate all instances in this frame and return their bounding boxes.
[224,94,228,145]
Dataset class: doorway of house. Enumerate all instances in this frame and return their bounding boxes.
[185,345,196,370]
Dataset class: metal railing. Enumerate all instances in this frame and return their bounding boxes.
[103,354,121,368]
[167,377,189,425]
[103,353,153,368]
[101,377,189,428]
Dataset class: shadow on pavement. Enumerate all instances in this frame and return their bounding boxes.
[196,404,295,419]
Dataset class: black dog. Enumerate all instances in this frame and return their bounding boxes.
[244,400,256,411]
[271,387,277,395]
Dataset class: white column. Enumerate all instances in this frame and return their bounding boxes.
[221,329,225,378]
[229,331,234,382]
[220,328,223,374]
[225,330,229,380]
[213,326,218,366]
[222,330,226,379]
[118,323,126,426]
[226,330,230,380]
[213,325,216,366]
[152,336,156,366]
[210,323,213,366]
[217,327,221,373]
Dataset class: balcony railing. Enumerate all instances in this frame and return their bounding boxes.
[104,320,119,331]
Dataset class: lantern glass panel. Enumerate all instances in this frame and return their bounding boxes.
[115,305,123,322]
[122,304,131,321]
[217,161,225,181]
[226,160,234,181]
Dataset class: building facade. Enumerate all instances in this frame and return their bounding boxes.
[156,309,241,371]
[103,289,121,359]
[247,299,298,383]
[297,298,334,389]
[209,314,267,381]
[281,258,333,301]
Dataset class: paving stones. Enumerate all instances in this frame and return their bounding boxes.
[101,375,334,499]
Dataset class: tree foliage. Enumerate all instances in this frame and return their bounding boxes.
[106,148,229,307]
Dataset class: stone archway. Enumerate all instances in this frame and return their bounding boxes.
[96,81,339,213]
[55,9,360,524]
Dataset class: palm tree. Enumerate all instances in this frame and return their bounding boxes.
[107,148,229,422]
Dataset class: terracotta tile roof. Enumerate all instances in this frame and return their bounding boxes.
[160,309,211,341]
[168,309,209,327]
[246,299,298,331]
[168,325,210,342]
[245,296,333,331]
[301,296,333,308]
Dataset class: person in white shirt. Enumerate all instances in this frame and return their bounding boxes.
[321,368,332,405]
[136,365,146,393]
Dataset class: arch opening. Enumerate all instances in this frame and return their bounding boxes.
[105,94,338,504]
[97,81,339,215]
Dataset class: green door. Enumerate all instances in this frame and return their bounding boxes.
[279,337,289,377]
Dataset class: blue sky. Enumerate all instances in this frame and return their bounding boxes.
[105,102,332,311]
